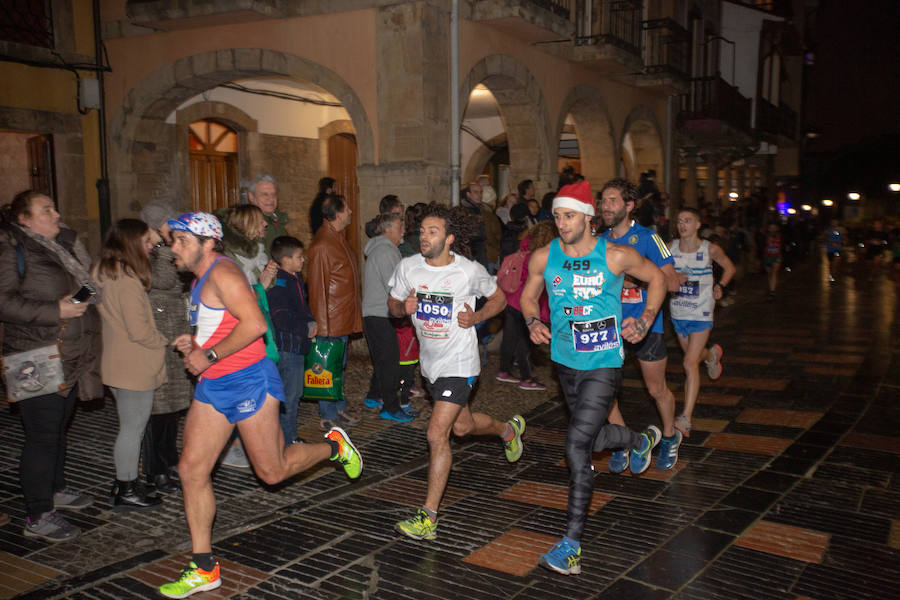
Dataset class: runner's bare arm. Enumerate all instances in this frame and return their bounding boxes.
[388,290,416,318]
[661,263,681,292]
[608,243,664,343]
[183,261,268,375]
[520,245,551,344]
[709,242,736,299]
[459,286,506,329]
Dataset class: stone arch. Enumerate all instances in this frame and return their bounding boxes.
[460,55,554,195]
[463,132,507,185]
[620,105,664,183]
[109,48,375,217]
[556,85,618,188]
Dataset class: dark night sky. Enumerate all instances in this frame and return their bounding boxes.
[804,0,900,152]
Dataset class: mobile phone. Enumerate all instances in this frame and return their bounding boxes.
[70,283,96,304]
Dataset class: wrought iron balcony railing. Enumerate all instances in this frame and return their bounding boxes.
[679,76,752,133]
[0,0,54,49]
[756,97,797,139]
[641,18,689,79]
[573,0,643,56]
[526,0,573,20]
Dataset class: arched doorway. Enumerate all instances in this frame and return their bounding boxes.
[189,119,239,212]
[460,55,554,195]
[327,132,359,256]
[621,107,664,183]
[556,85,618,188]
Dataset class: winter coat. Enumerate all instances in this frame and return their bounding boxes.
[0,223,102,400]
[94,266,168,392]
[267,268,316,355]
[307,221,362,337]
[221,219,269,286]
[362,235,401,318]
[148,244,192,414]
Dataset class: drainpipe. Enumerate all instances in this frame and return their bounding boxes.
[93,0,110,236]
[450,0,460,206]
[665,95,674,195]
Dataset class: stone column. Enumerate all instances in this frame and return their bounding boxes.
[684,153,698,208]
[371,1,451,215]
[704,155,718,211]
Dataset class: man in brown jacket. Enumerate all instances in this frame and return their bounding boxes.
[307,194,363,429]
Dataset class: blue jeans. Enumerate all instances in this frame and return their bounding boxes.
[277,351,305,444]
[316,335,348,420]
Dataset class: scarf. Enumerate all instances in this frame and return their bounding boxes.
[16,223,102,304]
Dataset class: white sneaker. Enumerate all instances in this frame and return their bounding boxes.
[221,442,251,470]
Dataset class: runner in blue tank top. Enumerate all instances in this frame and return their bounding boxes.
[597,178,682,472]
[520,181,667,576]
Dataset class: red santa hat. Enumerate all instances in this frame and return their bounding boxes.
[552,181,595,216]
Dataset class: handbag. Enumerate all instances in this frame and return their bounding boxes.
[1,325,67,402]
[302,338,346,401]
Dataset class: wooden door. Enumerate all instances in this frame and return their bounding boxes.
[27,134,55,199]
[189,120,238,213]
[327,133,359,257]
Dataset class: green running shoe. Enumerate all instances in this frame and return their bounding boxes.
[158,561,221,598]
[395,509,437,540]
[325,426,363,479]
[504,415,526,463]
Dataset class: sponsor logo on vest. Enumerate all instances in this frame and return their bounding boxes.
[572,273,604,299]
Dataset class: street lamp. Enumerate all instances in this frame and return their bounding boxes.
[787,208,797,215]
[847,192,861,200]
[822,199,834,207]
[728,192,738,201]
[889,183,900,192]
[801,204,812,211]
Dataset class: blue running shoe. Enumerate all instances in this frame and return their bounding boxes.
[608,449,629,474]
[655,430,682,470]
[379,408,414,423]
[364,398,383,409]
[539,537,582,575]
[629,425,661,475]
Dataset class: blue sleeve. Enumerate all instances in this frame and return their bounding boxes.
[643,231,674,267]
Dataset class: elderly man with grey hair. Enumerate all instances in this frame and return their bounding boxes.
[248,174,290,252]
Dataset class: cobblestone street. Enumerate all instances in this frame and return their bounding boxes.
[1,255,897,599]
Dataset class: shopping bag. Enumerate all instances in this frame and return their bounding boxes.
[252,282,279,364]
[303,338,345,400]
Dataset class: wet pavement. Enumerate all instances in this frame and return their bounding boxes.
[1,254,898,599]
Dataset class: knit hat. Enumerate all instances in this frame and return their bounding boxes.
[140,200,177,230]
[553,181,595,216]
[167,212,223,240]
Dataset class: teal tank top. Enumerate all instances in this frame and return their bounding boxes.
[544,237,624,370]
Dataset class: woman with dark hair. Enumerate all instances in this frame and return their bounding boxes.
[94,218,167,509]
[139,200,192,493]
[398,202,427,258]
[0,190,102,541]
[309,176,336,234]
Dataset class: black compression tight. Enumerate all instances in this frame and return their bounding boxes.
[557,364,643,541]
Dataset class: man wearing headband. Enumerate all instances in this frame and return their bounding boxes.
[158,212,363,599]
[519,181,666,576]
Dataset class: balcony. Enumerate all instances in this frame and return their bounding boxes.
[756,97,797,141]
[471,0,575,43]
[634,18,690,94]
[540,0,642,74]
[126,0,283,31]
[677,76,755,154]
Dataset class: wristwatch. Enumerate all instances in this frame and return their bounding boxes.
[204,348,219,364]
[525,317,540,327]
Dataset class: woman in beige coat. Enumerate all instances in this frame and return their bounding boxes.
[94,219,167,509]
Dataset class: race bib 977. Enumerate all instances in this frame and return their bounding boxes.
[571,316,620,352]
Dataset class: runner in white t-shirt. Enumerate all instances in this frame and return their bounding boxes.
[388,203,525,541]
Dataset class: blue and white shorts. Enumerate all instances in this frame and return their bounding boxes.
[671,318,713,338]
[195,358,285,423]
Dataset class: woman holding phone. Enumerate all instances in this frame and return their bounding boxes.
[0,191,101,542]
[94,218,167,510]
